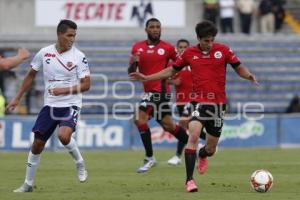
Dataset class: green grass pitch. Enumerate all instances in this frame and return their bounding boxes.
[0,148,299,200]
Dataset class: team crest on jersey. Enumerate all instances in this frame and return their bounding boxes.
[157,48,165,55]
[214,51,222,59]
[67,62,73,68]
[56,57,76,71]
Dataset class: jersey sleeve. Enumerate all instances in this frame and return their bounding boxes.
[30,49,43,71]
[169,45,177,61]
[131,44,137,55]
[77,53,90,78]
[224,46,240,68]
[129,44,138,64]
[173,50,189,71]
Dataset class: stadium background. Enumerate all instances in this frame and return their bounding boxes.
[0,1,300,199]
[1,0,300,151]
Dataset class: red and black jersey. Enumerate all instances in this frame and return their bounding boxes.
[131,40,177,93]
[174,42,240,104]
[174,67,193,105]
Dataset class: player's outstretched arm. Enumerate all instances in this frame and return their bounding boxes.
[129,67,176,82]
[6,68,37,112]
[48,76,91,96]
[234,64,259,85]
[167,77,181,86]
[0,48,30,70]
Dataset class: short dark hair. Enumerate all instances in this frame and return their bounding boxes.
[176,39,190,47]
[57,19,77,33]
[145,18,160,28]
[195,20,218,39]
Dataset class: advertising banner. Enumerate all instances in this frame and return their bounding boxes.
[218,117,278,148]
[131,119,178,149]
[0,117,131,150]
[1,115,299,150]
[0,118,52,150]
[35,0,185,27]
[132,117,279,149]
[70,118,131,149]
[280,115,300,147]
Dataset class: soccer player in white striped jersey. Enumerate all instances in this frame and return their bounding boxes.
[6,19,91,193]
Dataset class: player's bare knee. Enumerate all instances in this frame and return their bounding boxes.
[58,135,71,145]
[31,146,43,154]
[134,118,147,126]
[31,140,45,154]
[179,120,188,129]
[161,124,174,132]
[188,134,199,145]
[134,119,140,126]
[205,146,216,156]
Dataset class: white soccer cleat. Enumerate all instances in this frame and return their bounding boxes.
[167,155,181,165]
[13,183,33,193]
[76,161,88,182]
[137,157,157,173]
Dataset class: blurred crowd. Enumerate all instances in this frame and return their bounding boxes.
[203,0,286,34]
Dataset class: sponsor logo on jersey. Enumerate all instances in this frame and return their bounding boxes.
[214,51,222,59]
[131,1,153,27]
[147,50,155,54]
[82,57,88,64]
[192,55,199,60]
[44,53,56,57]
[45,58,50,64]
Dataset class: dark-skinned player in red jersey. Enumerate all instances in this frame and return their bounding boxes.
[128,18,189,173]
[130,20,258,192]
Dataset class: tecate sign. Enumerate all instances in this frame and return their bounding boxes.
[35,0,185,27]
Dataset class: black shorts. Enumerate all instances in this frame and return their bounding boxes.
[138,92,172,122]
[190,103,226,137]
[177,102,193,117]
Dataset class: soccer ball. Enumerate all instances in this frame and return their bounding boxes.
[250,169,273,193]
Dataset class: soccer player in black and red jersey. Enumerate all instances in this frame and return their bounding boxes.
[128,18,189,173]
[130,20,258,192]
[167,39,207,166]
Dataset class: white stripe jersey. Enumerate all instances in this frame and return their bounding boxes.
[30,44,90,108]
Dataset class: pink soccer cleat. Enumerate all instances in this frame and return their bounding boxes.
[185,179,198,192]
[197,157,208,175]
